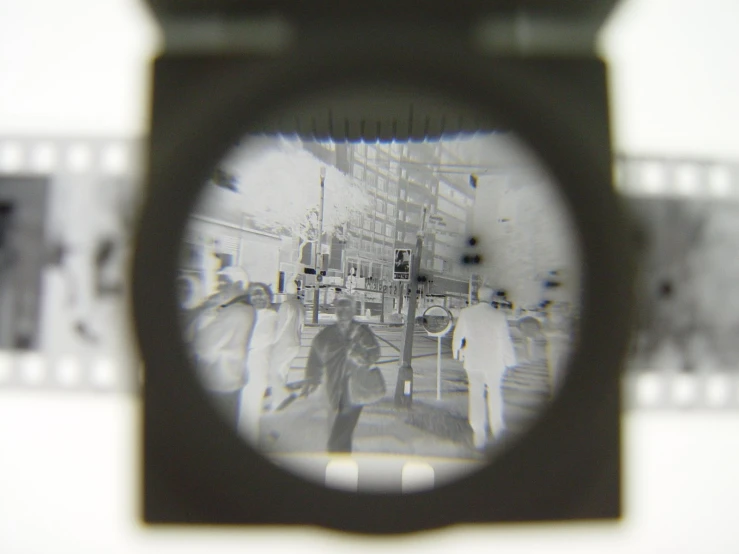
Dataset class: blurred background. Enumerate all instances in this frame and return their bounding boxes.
[2,0,739,552]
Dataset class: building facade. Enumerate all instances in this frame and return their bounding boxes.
[183,137,481,310]
[329,140,477,301]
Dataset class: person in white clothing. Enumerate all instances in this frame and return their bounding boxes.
[453,286,517,449]
[345,267,357,295]
[269,277,305,412]
[239,282,279,444]
[185,266,254,428]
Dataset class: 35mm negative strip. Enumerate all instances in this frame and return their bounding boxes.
[1,136,739,410]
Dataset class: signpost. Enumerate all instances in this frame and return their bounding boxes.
[311,167,326,324]
[420,305,453,400]
[394,206,428,408]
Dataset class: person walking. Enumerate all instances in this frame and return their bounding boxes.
[501,316,552,437]
[238,282,279,444]
[345,267,357,295]
[269,277,305,412]
[303,296,381,453]
[185,266,254,428]
[453,285,517,449]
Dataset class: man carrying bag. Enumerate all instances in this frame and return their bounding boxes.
[304,296,383,453]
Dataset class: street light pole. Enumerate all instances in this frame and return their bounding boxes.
[394,205,428,408]
[312,166,326,324]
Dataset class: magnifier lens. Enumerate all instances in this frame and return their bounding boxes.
[177,90,582,493]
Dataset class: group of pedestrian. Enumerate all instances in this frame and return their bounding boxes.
[453,287,578,447]
[183,266,305,444]
[185,270,550,456]
[184,266,385,454]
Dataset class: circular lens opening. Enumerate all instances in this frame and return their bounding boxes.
[177,87,582,494]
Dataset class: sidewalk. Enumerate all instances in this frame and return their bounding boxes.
[259,396,484,461]
[258,322,554,460]
[258,347,484,460]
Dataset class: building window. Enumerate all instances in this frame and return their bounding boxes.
[376,199,385,213]
[408,191,425,205]
[375,220,383,234]
[367,172,377,188]
[385,224,393,237]
[387,204,395,218]
[363,217,372,231]
[362,239,371,252]
[378,176,387,192]
[439,181,455,200]
[437,197,467,220]
[406,211,421,225]
[353,163,364,180]
[400,189,406,200]
[388,181,398,196]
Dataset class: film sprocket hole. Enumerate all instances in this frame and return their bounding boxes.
[133,0,635,534]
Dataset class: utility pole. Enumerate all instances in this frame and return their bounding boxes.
[312,166,326,324]
[394,205,428,408]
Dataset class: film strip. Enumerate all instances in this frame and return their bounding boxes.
[624,370,739,411]
[0,138,143,177]
[0,137,143,394]
[0,350,140,393]
[1,137,739,412]
[613,155,739,198]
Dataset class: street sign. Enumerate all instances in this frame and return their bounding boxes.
[393,248,412,281]
[421,305,453,337]
[421,305,453,401]
[364,291,382,303]
[427,213,447,232]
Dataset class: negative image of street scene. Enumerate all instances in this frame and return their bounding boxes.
[178,132,582,490]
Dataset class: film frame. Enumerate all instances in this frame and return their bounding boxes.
[0,137,143,394]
